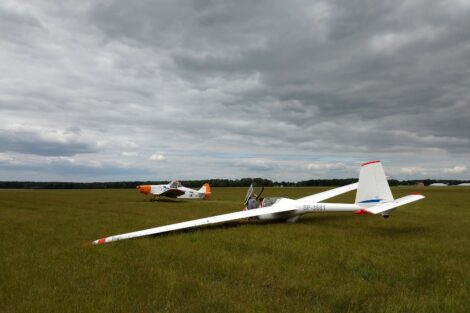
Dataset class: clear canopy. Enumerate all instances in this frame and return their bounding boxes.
[261,197,282,208]
[169,180,182,188]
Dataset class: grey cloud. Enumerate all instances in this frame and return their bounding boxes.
[0,0,469,180]
[0,129,97,156]
[0,4,44,44]
[0,160,149,182]
[87,0,470,129]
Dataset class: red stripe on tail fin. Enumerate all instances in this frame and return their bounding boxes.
[361,160,380,167]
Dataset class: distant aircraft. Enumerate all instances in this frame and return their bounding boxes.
[94,161,424,244]
[136,180,211,201]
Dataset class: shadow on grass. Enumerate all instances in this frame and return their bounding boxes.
[299,214,357,224]
[146,222,241,240]
[129,212,430,242]
[300,215,430,237]
[145,215,359,240]
[141,198,182,203]
[148,219,286,239]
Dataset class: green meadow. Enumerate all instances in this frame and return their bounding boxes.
[1,187,469,313]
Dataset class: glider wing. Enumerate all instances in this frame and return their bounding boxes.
[93,204,297,245]
[297,182,358,203]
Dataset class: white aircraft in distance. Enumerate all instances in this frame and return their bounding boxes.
[136,180,211,201]
[94,161,424,245]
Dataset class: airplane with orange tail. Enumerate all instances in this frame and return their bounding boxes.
[136,180,211,201]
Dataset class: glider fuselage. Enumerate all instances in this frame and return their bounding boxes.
[256,198,361,221]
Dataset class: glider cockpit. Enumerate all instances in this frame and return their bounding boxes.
[260,197,283,208]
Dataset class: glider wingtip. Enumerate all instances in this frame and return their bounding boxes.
[411,192,426,199]
[93,238,107,245]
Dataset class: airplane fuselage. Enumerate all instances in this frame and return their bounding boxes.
[151,185,207,199]
[137,181,211,200]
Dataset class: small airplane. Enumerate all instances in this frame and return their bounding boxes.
[94,161,424,245]
[136,180,211,201]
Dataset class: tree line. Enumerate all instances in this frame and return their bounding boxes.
[0,178,467,189]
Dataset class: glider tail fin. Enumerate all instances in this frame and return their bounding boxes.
[199,183,211,199]
[354,160,425,216]
[355,160,393,207]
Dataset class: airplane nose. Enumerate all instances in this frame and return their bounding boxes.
[137,185,151,194]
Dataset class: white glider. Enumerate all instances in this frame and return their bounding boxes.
[136,180,211,201]
[93,161,424,245]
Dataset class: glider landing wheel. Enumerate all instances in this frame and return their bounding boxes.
[382,214,390,219]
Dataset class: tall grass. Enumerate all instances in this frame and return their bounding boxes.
[1,187,469,312]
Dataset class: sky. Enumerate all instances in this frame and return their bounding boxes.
[1,0,469,182]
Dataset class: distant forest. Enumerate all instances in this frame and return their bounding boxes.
[0,178,468,189]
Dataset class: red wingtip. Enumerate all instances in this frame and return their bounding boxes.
[361,160,381,167]
[98,238,106,244]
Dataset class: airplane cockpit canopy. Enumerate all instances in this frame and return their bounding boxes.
[261,197,282,208]
[169,180,182,189]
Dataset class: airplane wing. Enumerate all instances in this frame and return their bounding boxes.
[365,194,425,215]
[296,182,358,203]
[93,204,297,245]
[158,188,186,198]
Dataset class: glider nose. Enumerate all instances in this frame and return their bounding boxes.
[137,185,151,194]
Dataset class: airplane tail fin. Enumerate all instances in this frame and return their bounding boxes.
[199,183,211,199]
[355,160,425,216]
[355,160,394,207]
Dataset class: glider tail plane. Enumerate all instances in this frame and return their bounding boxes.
[199,183,211,199]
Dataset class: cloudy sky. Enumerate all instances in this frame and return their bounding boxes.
[1,0,469,182]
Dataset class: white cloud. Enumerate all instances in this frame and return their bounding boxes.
[149,154,165,161]
[234,158,275,172]
[444,165,467,174]
[49,156,76,164]
[401,167,427,175]
[0,153,13,162]
[307,162,345,170]
[122,151,139,157]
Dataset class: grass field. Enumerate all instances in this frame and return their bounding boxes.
[1,187,469,313]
